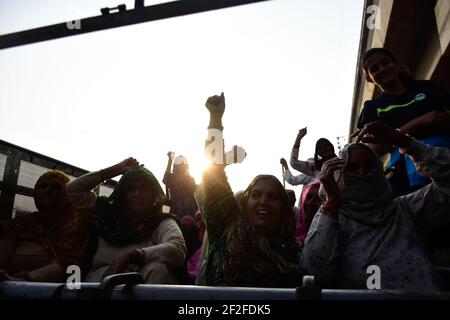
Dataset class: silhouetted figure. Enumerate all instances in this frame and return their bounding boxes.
[0,171,92,282]
[66,158,186,284]
[163,153,198,220]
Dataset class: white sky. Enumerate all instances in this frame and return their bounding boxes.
[0,0,364,197]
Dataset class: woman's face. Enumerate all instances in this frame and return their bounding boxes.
[365,52,400,88]
[346,147,377,177]
[246,179,284,238]
[35,177,64,212]
[317,142,334,160]
[124,176,156,219]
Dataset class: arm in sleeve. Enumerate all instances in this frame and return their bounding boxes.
[27,260,66,282]
[400,139,450,224]
[283,168,316,186]
[290,144,315,177]
[141,219,187,268]
[202,128,240,244]
[66,172,100,209]
[300,212,340,286]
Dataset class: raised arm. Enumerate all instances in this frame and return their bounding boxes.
[290,128,316,177]
[202,93,242,243]
[300,149,346,286]
[281,158,316,186]
[163,152,174,185]
[66,157,139,209]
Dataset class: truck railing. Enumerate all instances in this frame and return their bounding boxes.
[1,273,449,300]
[0,139,116,220]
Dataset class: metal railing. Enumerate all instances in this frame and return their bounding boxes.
[0,139,116,220]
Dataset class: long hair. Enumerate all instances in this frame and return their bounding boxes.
[314,138,336,171]
[239,175,296,243]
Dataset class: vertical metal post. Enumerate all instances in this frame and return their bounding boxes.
[0,149,21,220]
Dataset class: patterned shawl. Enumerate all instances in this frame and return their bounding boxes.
[1,170,92,268]
[95,166,176,247]
[224,175,303,288]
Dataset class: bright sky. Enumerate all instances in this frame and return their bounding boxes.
[0,0,364,199]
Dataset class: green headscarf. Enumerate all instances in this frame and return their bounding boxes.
[95,166,174,246]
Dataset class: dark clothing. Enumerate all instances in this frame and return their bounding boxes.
[357,80,450,196]
[163,173,197,219]
[202,167,303,288]
[357,80,450,136]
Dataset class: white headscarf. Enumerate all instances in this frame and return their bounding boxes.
[323,143,394,225]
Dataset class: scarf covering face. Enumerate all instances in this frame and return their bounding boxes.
[223,175,302,288]
[1,170,92,268]
[335,143,394,225]
[95,166,175,247]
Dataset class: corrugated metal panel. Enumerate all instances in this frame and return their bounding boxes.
[13,194,37,217]
[0,153,7,181]
[18,160,75,188]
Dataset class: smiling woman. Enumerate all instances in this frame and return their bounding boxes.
[199,92,302,288]
[357,47,450,197]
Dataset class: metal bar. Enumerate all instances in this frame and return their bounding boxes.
[0,139,87,177]
[0,139,117,190]
[0,0,270,50]
[2,281,450,300]
[0,150,21,220]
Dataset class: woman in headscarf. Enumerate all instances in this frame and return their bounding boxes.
[300,122,450,290]
[0,170,92,282]
[66,159,186,284]
[295,181,322,245]
[163,152,198,220]
[289,127,337,179]
[201,93,303,288]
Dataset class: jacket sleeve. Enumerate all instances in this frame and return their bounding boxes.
[300,212,340,286]
[27,260,66,282]
[66,172,100,209]
[399,139,450,228]
[202,165,240,244]
[141,219,187,268]
[290,144,316,177]
[283,168,316,186]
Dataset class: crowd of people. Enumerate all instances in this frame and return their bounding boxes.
[1,48,450,291]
